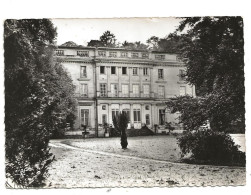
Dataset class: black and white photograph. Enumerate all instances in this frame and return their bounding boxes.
[1,0,250,192]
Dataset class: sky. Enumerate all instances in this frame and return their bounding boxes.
[51,18,182,46]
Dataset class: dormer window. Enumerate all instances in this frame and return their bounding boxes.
[132,52,139,58]
[109,52,117,58]
[77,51,89,57]
[56,50,64,56]
[98,51,106,57]
[155,54,165,60]
[121,52,128,58]
[142,53,149,59]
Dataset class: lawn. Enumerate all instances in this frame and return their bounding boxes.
[63,135,182,162]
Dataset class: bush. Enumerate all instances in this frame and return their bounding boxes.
[177,129,245,166]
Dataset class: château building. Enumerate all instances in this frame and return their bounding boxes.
[56,45,196,137]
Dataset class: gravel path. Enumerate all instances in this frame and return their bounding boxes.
[45,138,246,188]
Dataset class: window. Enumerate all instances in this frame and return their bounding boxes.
[155,54,165,60]
[159,109,165,125]
[111,67,116,74]
[133,67,138,75]
[145,105,150,110]
[122,109,130,122]
[100,84,107,97]
[122,84,129,96]
[132,85,139,97]
[132,53,139,58]
[133,109,141,123]
[143,85,150,97]
[102,114,107,125]
[111,84,118,97]
[56,50,64,56]
[102,105,106,110]
[158,69,163,79]
[98,51,106,57]
[122,67,127,75]
[80,66,87,78]
[100,66,105,74]
[142,53,149,59]
[158,86,165,98]
[143,68,148,76]
[121,52,128,58]
[81,109,89,126]
[180,86,186,96]
[80,84,88,97]
[179,69,185,81]
[77,51,89,57]
[112,109,119,120]
[146,114,150,125]
[109,52,117,58]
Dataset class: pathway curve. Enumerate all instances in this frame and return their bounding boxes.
[45,140,246,188]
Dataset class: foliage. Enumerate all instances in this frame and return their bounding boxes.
[177,130,245,166]
[100,31,117,47]
[166,17,244,133]
[121,41,148,50]
[166,95,208,131]
[87,40,104,47]
[112,112,129,149]
[4,19,76,187]
[146,35,183,53]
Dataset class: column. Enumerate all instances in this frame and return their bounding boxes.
[150,67,154,98]
[130,103,134,127]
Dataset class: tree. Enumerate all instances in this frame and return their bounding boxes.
[112,112,129,149]
[121,41,148,50]
[87,40,104,47]
[99,31,116,47]
[166,17,244,133]
[4,19,76,187]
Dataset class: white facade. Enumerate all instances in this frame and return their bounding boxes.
[56,46,196,136]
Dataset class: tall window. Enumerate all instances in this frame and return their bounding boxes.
[133,109,141,123]
[132,84,139,97]
[100,66,105,74]
[143,68,148,76]
[102,114,107,125]
[159,109,165,125]
[80,66,87,78]
[158,69,163,79]
[143,85,150,97]
[111,84,118,97]
[179,69,185,81]
[81,109,89,126]
[180,86,186,96]
[100,84,107,97]
[122,67,127,75]
[112,109,119,120]
[111,66,116,74]
[122,109,130,122]
[158,86,165,98]
[122,84,129,96]
[146,114,150,125]
[80,84,88,97]
[133,67,138,75]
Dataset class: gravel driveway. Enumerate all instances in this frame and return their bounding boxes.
[45,136,245,188]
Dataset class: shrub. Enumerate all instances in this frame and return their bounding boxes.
[177,129,245,166]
